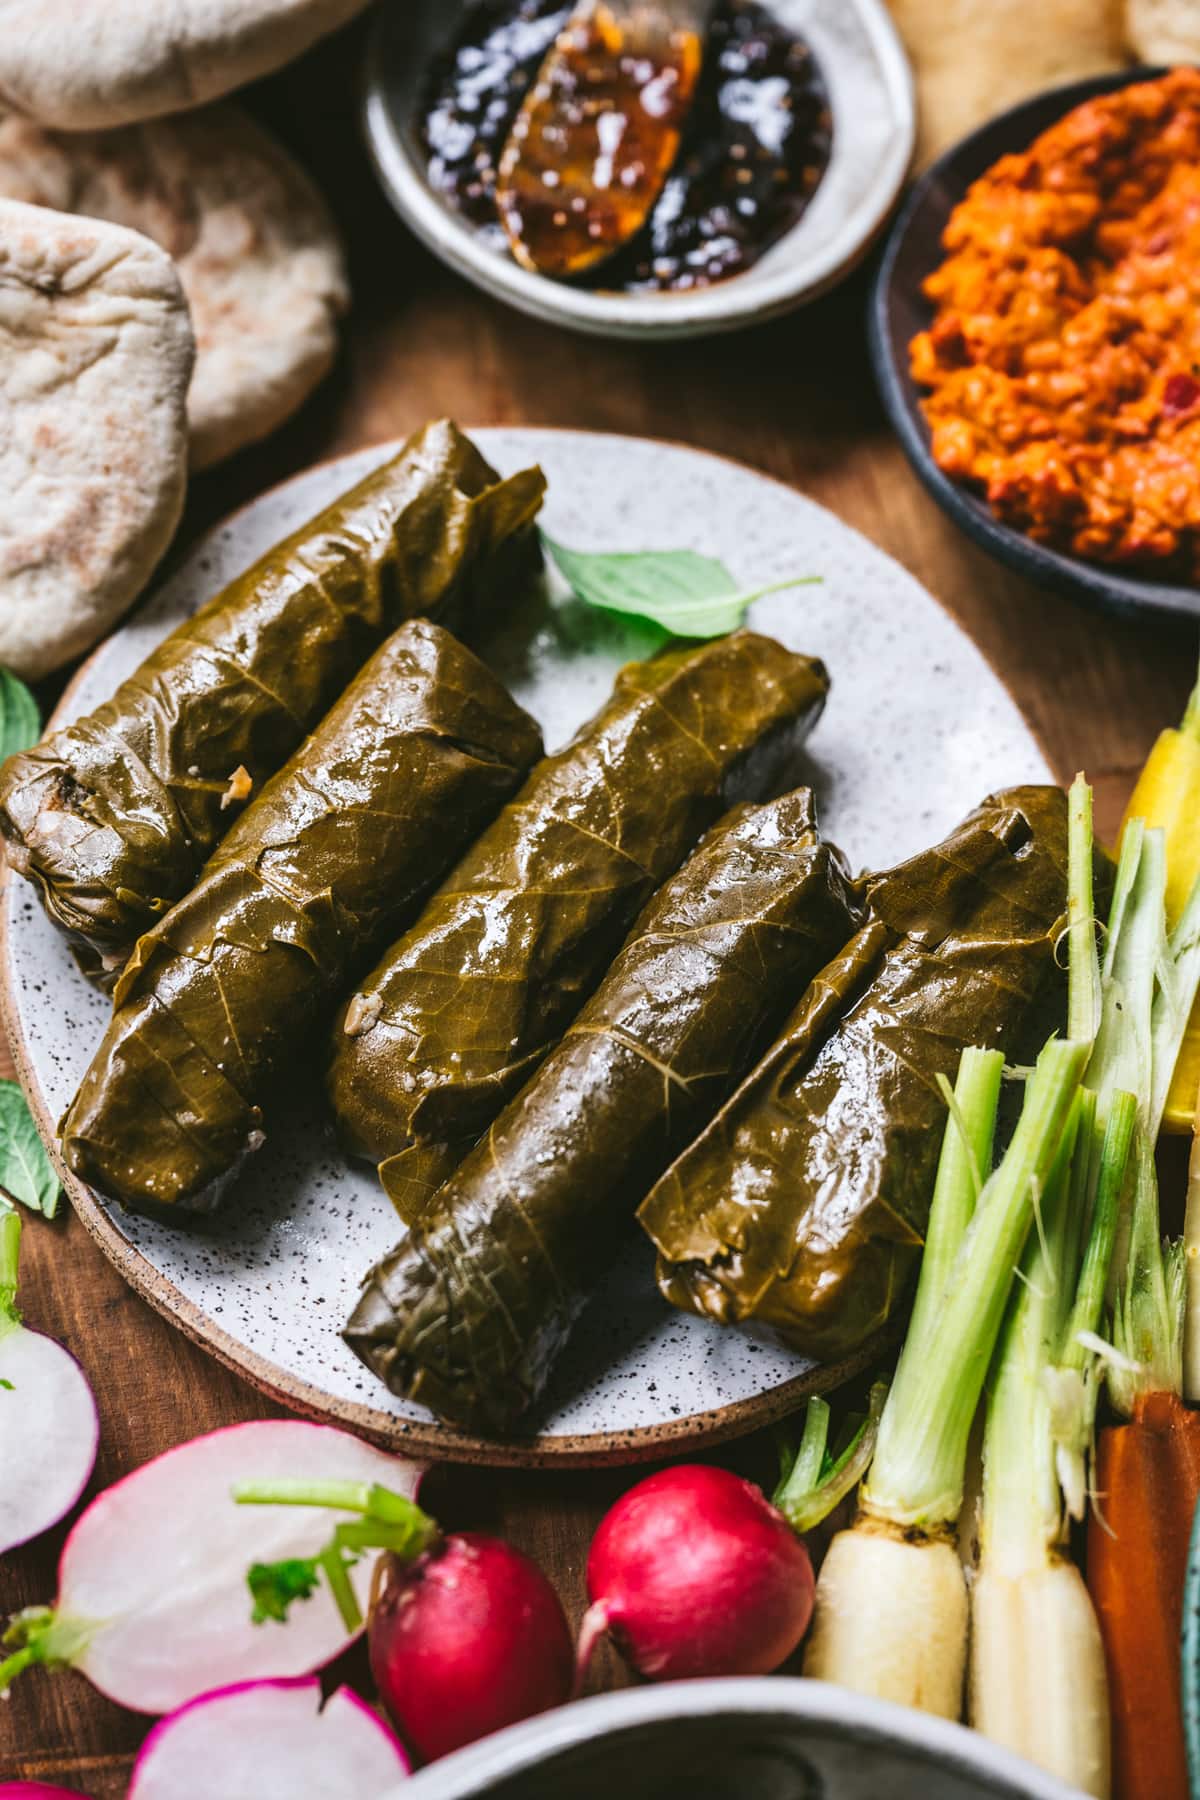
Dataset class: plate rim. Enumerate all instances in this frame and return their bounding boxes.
[0,424,1048,1468]
[360,0,916,342]
[868,64,1200,625]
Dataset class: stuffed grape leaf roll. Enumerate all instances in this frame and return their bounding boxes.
[326,630,831,1215]
[639,785,1082,1363]
[345,787,863,1433]
[0,420,545,985]
[60,619,544,1215]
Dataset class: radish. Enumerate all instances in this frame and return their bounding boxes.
[0,1208,98,1556]
[0,1787,94,1798]
[370,1531,574,1763]
[576,1464,814,1684]
[233,1481,574,1763]
[0,1421,421,1714]
[127,1679,409,1798]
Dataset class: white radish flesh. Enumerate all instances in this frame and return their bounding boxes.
[128,1679,409,1798]
[0,1324,98,1556]
[803,1524,967,1718]
[2,1420,422,1714]
[970,1561,1110,1800]
[0,1210,98,1557]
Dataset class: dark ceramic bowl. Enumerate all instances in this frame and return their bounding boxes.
[869,67,1200,624]
[395,1679,1083,1799]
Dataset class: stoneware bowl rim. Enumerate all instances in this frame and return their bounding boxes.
[390,1677,1086,1798]
[362,0,915,341]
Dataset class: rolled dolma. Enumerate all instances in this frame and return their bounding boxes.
[0,419,545,984]
[60,620,544,1215]
[639,785,1081,1362]
[345,788,863,1432]
[326,630,831,1213]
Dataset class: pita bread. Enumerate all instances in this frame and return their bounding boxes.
[1126,0,1200,61]
[887,0,1129,166]
[0,198,193,679]
[0,0,372,132]
[0,104,350,470]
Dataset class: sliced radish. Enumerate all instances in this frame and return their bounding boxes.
[128,1680,409,1799]
[0,1420,422,1714]
[0,1211,99,1556]
[0,1786,95,1798]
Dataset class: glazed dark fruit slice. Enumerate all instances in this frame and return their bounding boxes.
[60,620,544,1216]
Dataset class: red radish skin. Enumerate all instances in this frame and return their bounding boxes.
[0,1420,423,1714]
[0,1329,98,1556]
[370,1531,573,1763]
[0,1788,95,1798]
[127,1678,409,1799]
[578,1464,814,1683]
[0,1211,99,1556]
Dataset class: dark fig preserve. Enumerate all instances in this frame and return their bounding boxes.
[419,0,832,292]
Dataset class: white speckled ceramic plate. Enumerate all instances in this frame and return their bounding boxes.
[363,0,915,341]
[1,430,1051,1466]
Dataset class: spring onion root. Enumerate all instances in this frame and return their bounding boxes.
[803,1037,1085,1717]
[803,1522,967,1717]
[970,1561,1109,1799]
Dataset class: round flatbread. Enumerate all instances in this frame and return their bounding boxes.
[0,104,350,470]
[0,0,372,132]
[0,198,193,679]
[1125,0,1200,61]
[887,0,1129,166]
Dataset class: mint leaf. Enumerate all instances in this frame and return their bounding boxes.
[0,670,39,763]
[0,1082,60,1219]
[543,535,819,639]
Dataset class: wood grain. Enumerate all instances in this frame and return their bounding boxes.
[1,14,1190,1795]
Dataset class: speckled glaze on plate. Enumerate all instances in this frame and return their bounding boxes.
[362,0,914,341]
[0,429,1052,1467]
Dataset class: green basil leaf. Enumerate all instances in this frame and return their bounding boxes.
[0,1081,59,1219]
[543,535,819,639]
[0,669,39,763]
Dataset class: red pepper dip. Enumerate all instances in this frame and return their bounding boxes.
[910,69,1200,577]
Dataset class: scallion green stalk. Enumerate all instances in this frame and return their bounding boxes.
[969,1007,1112,1795]
[804,1037,1088,1723]
[773,1383,888,1535]
[864,1038,1089,1529]
[1067,774,1101,1044]
[0,1207,20,1348]
[1109,1138,1187,1416]
[902,1048,1005,1371]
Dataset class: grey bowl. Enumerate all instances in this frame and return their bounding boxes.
[362,0,914,341]
[389,1679,1086,1798]
[869,67,1200,625]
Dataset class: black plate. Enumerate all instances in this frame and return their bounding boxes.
[869,67,1200,624]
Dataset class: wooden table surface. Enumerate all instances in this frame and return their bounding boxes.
[2,18,1196,1796]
